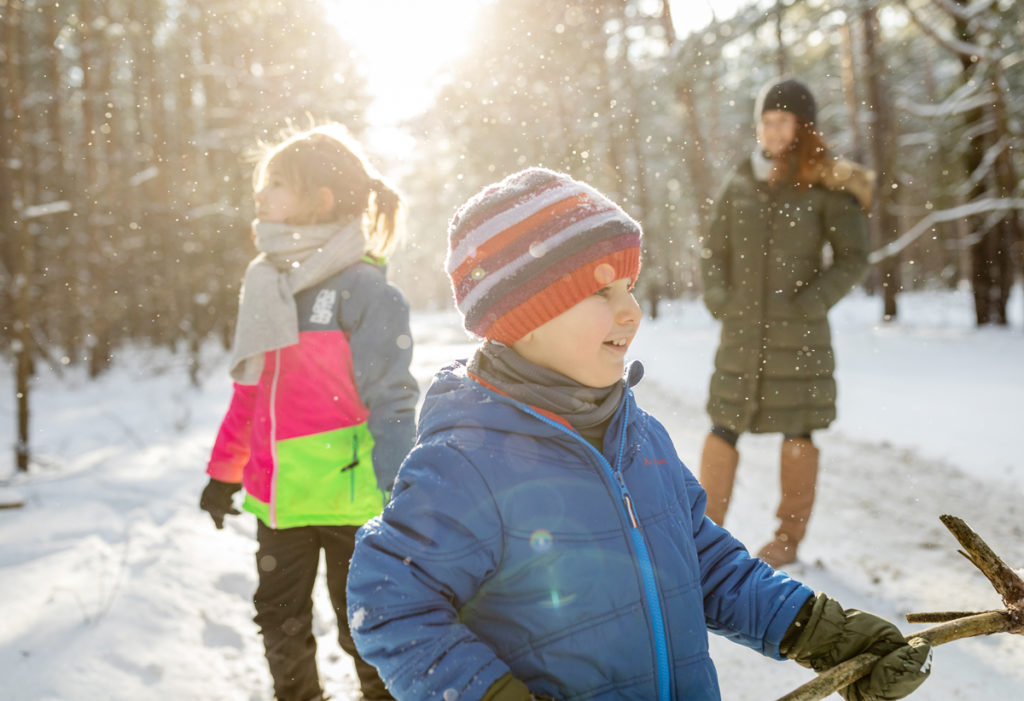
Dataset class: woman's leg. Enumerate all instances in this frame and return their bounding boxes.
[758,434,819,568]
[698,425,740,525]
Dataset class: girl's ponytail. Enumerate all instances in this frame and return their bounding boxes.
[366,178,401,258]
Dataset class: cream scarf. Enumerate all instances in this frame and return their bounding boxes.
[751,149,775,182]
[229,219,366,383]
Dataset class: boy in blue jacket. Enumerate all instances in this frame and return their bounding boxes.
[347,168,931,700]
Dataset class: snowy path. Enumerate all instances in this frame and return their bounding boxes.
[1,290,1023,700]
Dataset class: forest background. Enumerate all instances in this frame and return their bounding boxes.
[1,0,1023,472]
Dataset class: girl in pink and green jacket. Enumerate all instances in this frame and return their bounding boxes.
[199,124,418,701]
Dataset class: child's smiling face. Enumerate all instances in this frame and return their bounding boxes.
[512,275,641,388]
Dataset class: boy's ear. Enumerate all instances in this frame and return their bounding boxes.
[313,186,335,218]
[511,332,535,353]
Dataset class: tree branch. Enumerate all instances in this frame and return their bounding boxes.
[776,515,1024,701]
[896,0,996,62]
[939,514,1024,606]
[869,197,1024,264]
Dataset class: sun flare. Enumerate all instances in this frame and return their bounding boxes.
[321,0,746,158]
[323,0,482,124]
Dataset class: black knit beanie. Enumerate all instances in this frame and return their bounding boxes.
[755,78,816,126]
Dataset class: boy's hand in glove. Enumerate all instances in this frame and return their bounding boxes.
[781,593,932,701]
[199,478,241,529]
[481,673,555,701]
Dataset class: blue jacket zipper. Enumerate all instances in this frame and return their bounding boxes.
[519,396,672,701]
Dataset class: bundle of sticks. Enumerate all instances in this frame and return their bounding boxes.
[778,514,1024,701]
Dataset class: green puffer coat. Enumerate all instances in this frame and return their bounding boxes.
[700,159,869,435]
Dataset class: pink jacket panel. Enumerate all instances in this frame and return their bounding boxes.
[273,329,369,441]
[207,329,368,505]
[206,382,258,484]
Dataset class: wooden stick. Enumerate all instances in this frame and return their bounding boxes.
[776,611,1020,701]
[913,610,1020,646]
[906,610,999,624]
[939,514,1024,605]
[775,515,1024,701]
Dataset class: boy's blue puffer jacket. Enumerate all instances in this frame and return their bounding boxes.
[348,361,812,700]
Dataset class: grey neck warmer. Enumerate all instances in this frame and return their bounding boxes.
[468,341,624,447]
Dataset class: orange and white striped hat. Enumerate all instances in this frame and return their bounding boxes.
[446,168,642,344]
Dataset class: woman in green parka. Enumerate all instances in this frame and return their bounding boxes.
[698,78,872,568]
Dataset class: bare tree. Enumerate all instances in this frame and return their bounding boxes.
[860,3,902,319]
[1,0,370,470]
[1,0,33,470]
[898,0,1022,325]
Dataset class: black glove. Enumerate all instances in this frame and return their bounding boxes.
[782,593,932,701]
[199,478,241,529]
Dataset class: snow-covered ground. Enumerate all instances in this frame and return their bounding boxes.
[1,286,1022,700]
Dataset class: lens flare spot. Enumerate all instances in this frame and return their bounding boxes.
[594,262,615,285]
[471,266,486,280]
[541,589,576,609]
[530,529,553,552]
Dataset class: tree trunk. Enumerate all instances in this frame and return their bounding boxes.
[860,7,900,320]
[950,0,1018,325]
[75,0,111,377]
[662,0,716,300]
[985,61,1022,326]
[838,21,864,162]
[774,0,787,75]
[39,2,76,353]
[1,0,33,471]
[610,3,660,315]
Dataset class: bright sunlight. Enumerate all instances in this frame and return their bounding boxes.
[323,0,482,124]
[322,0,748,156]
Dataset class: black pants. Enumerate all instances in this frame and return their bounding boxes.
[254,522,392,701]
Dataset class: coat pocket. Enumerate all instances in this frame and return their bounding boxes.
[272,423,381,526]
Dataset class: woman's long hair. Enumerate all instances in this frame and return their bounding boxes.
[771,121,829,190]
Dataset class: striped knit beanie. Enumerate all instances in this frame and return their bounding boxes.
[446,168,642,344]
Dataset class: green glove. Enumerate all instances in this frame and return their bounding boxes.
[480,674,532,701]
[480,673,557,701]
[199,478,241,529]
[781,593,932,701]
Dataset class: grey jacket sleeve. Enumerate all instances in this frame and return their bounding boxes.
[338,263,420,494]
